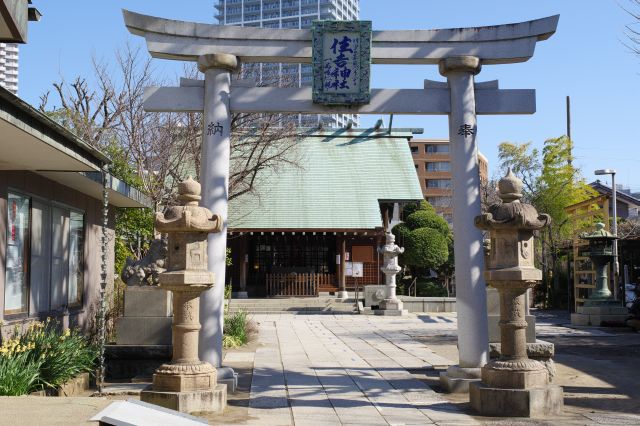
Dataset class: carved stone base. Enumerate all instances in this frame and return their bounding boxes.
[374,308,408,316]
[379,298,403,310]
[489,341,556,382]
[470,382,563,417]
[377,298,408,316]
[152,362,217,392]
[336,290,349,300]
[481,360,549,389]
[439,366,481,393]
[140,384,227,414]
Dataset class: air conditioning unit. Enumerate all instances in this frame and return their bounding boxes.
[364,285,387,307]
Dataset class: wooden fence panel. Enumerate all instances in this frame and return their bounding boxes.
[265,273,336,297]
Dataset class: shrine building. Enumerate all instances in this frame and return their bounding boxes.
[226,127,423,298]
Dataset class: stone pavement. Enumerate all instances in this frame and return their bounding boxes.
[3,311,639,425]
[226,314,477,425]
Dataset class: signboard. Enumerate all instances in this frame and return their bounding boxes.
[312,20,372,105]
[345,261,353,277]
[352,262,364,278]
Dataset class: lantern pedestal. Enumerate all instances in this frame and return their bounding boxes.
[470,382,563,417]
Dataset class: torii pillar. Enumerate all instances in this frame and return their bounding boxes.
[197,54,237,378]
[438,56,490,392]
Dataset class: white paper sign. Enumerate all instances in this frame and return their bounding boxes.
[345,261,353,277]
[352,262,364,278]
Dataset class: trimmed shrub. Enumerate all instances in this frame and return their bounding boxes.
[391,222,411,244]
[402,200,435,217]
[405,210,450,237]
[404,227,449,271]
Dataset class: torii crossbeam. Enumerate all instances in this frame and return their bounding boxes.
[123,10,558,392]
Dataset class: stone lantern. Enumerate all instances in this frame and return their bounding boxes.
[581,223,617,301]
[376,232,407,316]
[470,169,563,417]
[140,177,227,413]
[571,223,628,326]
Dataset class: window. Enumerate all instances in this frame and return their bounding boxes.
[410,146,418,154]
[426,144,449,154]
[4,195,85,314]
[426,161,451,172]
[68,212,84,307]
[427,196,452,207]
[50,207,86,309]
[426,179,452,189]
[251,236,335,275]
[4,193,30,315]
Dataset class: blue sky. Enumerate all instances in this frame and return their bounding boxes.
[19,1,640,190]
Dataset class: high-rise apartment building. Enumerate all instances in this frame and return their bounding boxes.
[214,0,359,127]
[409,139,488,224]
[0,43,18,94]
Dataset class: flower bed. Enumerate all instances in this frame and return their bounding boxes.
[0,319,98,396]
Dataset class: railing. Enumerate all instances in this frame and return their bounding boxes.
[266,273,335,297]
[407,277,418,297]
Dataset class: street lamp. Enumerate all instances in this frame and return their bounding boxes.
[594,168,619,301]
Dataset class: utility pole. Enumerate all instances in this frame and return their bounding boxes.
[566,95,572,166]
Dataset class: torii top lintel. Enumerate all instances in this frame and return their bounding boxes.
[122,10,558,65]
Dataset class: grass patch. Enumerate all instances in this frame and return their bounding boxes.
[223,311,256,349]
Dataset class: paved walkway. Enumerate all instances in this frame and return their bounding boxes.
[224,314,478,425]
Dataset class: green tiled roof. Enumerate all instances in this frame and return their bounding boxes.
[228,129,423,231]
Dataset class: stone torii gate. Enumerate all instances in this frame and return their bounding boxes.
[123,10,558,389]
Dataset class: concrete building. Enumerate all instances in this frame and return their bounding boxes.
[0,43,18,94]
[0,87,151,335]
[213,0,359,127]
[0,0,151,335]
[409,138,488,223]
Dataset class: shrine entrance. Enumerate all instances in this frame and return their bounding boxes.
[122,10,559,387]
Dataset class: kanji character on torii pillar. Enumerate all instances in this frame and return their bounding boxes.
[123,9,559,395]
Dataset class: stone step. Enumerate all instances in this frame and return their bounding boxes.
[227,307,355,313]
[226,298,358,314]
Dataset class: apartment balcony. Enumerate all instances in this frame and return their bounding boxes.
[424,187,452,197]
[244,5,261,13]
[244,14,260,22]
[282,1,300,11]
[263,2,280,11]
